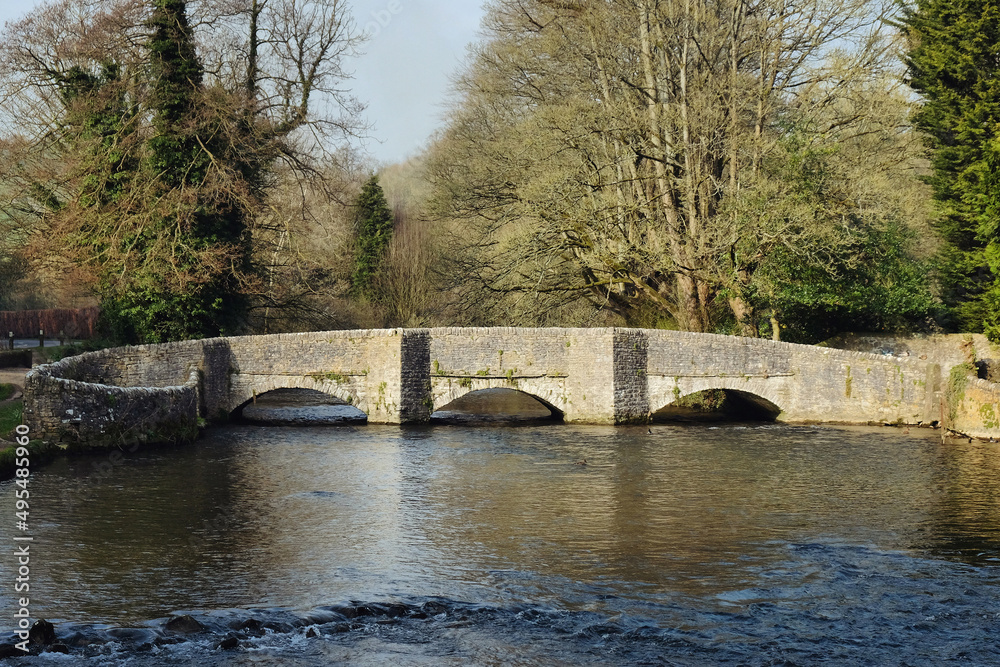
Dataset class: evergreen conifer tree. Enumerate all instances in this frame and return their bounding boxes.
[903,0,1000,336]
[350,176,394,301]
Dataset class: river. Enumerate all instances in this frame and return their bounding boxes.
[2,397,1000,664]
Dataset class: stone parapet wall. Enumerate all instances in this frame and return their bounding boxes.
[24,354,200,450]
[824,332,992,373]
[646,329,793,378]
[644,330,941,425]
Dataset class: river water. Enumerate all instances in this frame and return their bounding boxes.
[3,405,1000,664]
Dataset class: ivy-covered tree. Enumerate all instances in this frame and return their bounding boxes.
[723,124,937,342]
[0,0,364,341]
[749,224,937,343]
[902,0,1000,337]
[350,175,394,301]
[96,0,250,343]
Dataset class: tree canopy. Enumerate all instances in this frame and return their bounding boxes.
[429,0,935,339]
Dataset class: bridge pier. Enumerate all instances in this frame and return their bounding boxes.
[398,329,432,423]
[613,329,650,424]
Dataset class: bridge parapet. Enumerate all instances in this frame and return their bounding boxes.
[24,348,201,449]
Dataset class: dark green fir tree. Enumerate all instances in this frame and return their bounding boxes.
[350,175,394,301]
[902,0,1000,337]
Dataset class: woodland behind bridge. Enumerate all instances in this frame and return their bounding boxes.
[0,0,993,346]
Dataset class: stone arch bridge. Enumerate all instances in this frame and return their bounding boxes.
[25,327,946,448]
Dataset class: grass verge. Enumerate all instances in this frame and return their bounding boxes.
[0,396,20,432]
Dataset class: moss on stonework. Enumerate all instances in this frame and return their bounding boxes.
[310,372,350,384]
[0,440,62,480]
[979,403,999,430]
[61,419,199,452]
[946,364,973,426]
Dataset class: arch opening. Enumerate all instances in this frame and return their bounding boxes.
[654,389,780,423]
[432,388,562,424]
[236,388,367,425]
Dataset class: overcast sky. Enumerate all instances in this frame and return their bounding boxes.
[0,0,487,165]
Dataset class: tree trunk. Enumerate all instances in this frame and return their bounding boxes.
[677,274,712,332]
[729,296,758,337]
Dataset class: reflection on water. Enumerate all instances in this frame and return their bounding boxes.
[930,438,1000,562]
[4,423,1000,663]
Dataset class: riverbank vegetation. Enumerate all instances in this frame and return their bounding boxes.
[0,0,996,345]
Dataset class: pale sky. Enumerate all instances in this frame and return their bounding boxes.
[350,0,485,164]
[0,0,487,165]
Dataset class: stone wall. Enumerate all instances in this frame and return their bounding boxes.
[24,327,986,449]
[946,375,1000,439]
[824,333,990,378]
[24,347,200,450]
[643,330,941,425]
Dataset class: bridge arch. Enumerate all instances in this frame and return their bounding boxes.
[226,375,367,418]
[653,388,781,422]
[432,387,563,422]
[429,375,569,419]
[236,387,368,424]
